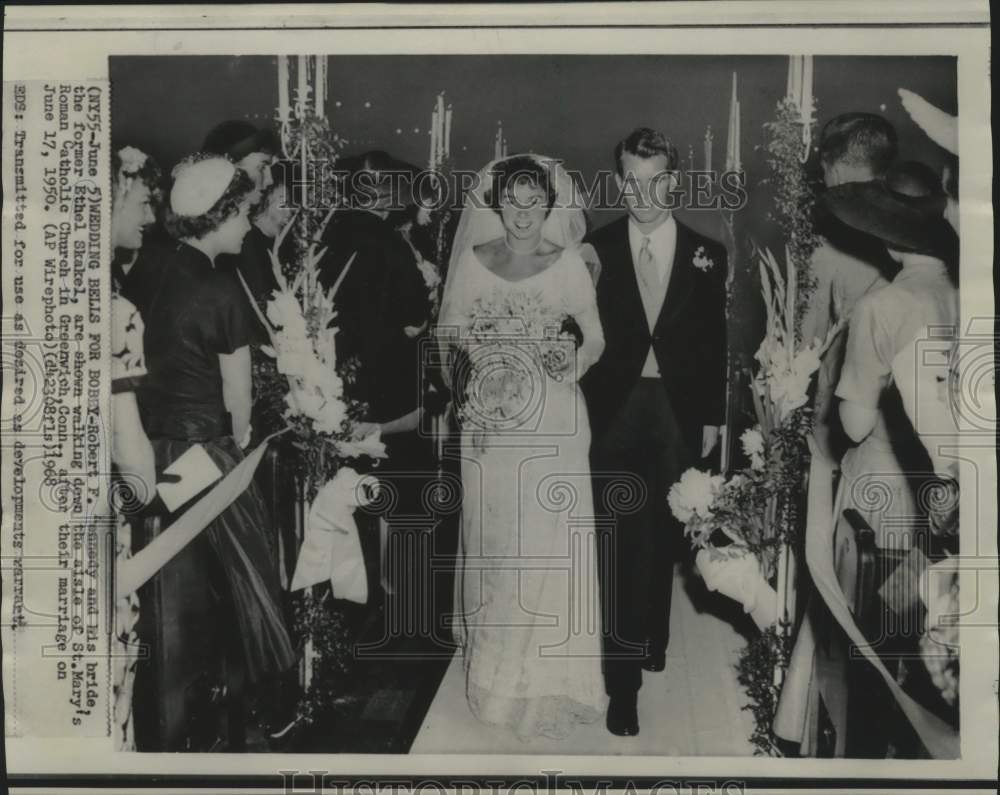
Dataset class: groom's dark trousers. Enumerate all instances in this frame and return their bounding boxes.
[582,215,728,699]
[591,379,692,696]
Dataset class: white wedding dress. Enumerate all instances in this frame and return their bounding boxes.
[441,244,608,740]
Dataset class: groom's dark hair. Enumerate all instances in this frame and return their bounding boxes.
[614,128,679,176]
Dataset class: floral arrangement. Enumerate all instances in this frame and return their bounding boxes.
[289,588,361,729]
[668,241,838,584]
[243,115,387,499]
[736,624,793,756]
[752,245,839,434]
[241,112,390,737]
[670,428,781,569]
[762,97,821,336]
[668,94,829,755]
[455,286,578,432]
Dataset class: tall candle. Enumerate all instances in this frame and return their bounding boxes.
[444,105,453,160]
[726,72,740,171]
[315,56,326,118]
[735,100,741,171]
[430,108,439,169]
[297,55,308,118]
[802,55,813,119]
[436,93,445,164]
[703,125,713,172]
[277,55,290,123]
[437,106,443,162]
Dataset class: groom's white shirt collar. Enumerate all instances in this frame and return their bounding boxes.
[628,214,677,285]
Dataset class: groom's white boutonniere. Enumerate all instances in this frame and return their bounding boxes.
[693,246,715,272]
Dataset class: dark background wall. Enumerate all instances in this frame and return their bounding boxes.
[110,53,956,229]
[110,54,956,426]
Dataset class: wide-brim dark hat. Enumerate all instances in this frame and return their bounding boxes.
[822,160,954,257]
[203,120,280,162]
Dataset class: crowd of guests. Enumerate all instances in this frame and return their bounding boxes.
[794,108,961,755]
[108,121,445,748]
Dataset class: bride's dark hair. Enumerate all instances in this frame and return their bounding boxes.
[485,156,556,216]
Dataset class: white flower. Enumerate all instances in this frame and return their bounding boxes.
[792,345,822,384]
[285,384,322,419]
[692,245,715,272]
[117,146,148,175]
[313,396,348,434]
[740,427,764,457]
[336,428,388,460]
[769,371,809,418]
[273,331,317,379]
[266,291,308,337]
[740,427,766,469]
[416,258,441,290]
[311,366,344,401]
[668,468,724,524]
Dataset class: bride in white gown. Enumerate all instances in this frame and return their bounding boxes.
[438,154,607,740]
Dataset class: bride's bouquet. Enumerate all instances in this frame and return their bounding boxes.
[454,286,580,432]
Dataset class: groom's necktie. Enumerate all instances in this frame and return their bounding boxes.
[637,236,667,324]
[636,235,666,378]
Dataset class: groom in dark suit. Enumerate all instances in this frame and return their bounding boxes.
[581,128,727,736]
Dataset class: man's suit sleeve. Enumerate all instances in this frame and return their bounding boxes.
[387,235,429,329]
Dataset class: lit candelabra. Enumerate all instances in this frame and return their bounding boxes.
[493,121,508,161]
[429,92,452,169]
[276,55,328,161]
[786,55,815,161]
[725,71,742,173]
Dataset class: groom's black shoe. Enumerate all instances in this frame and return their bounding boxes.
[606,693,639,736]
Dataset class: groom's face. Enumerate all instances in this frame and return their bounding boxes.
[617,152,675,225]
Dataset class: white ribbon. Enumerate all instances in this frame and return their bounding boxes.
[290,467,378,603]
[803,438,959,758]
[695,545,778,631]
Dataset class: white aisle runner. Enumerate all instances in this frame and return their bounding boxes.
[411,565,756,755]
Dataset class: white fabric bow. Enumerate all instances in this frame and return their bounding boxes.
[695,544,778,631]
[290,467,379,603]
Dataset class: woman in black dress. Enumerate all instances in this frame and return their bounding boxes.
[136,154,296,693]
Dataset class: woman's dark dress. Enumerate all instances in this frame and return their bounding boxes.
[136,241,295,682]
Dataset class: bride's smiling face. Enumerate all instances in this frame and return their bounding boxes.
[499,181,548,242]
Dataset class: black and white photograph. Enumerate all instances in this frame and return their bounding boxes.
[1,5,996,792]
[105,50,964,757]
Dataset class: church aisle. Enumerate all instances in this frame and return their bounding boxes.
[409,564,757,755]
